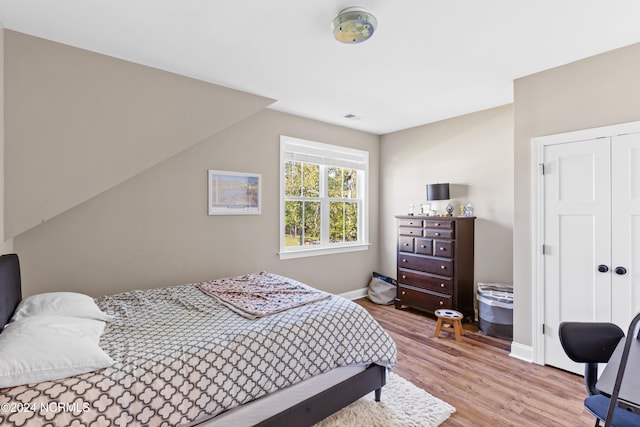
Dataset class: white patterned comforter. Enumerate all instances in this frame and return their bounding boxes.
[0,275,397,427]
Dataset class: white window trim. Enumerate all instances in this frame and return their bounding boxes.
[279,135,369,259]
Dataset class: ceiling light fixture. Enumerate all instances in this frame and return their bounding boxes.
[331,7,377,44]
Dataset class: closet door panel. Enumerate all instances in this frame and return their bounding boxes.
[543,138,611,374]
[611,133,640,328]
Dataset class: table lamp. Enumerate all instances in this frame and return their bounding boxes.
[426,183,454,216]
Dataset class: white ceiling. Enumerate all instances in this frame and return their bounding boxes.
[2,1,640,135]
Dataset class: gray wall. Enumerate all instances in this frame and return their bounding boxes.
[5,30,273,240]
[7,31,379,297]
[379,104,514,292]
[0,28,12,254]
[513,41,640,348]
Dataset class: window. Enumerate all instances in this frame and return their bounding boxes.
[279,135,369,259]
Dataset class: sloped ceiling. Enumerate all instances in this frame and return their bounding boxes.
[4,31,275,238]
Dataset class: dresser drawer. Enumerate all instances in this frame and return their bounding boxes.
[424,220,454,230]
[398,268,453,295]
[399,227,423,237]
[434,240,454,258]
[424,229,454,239]
[398,218,423,228]
[397,254,454,277]
[397,285,452,310]
[398,236,415,253]
[415,238,433,255]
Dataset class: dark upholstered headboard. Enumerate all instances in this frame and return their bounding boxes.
[0,254,21,328]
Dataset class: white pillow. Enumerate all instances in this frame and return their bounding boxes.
[11,292,114,322]
[0,315,114,388]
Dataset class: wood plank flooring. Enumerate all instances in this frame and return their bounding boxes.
[356,298,596,427]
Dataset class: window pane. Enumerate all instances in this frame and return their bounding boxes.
[330,201,359,243]
[285,201,321,247]
[328,168,357,199]
[285,200,302,246]
[303,201,321,245]
[345,169,357,199]
[328,167,341,198]
[284,161,302,197]
[285,162,320,198]
[302,163,320,197]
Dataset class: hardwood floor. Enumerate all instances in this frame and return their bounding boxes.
[356,298,596,427]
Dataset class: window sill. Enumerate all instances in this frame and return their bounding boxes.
[278,243,370,260]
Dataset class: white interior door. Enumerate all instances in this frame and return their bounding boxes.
[543,138,612,373]
[611,133,640,328]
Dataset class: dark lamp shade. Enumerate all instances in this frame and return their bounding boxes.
[426,183,450,201]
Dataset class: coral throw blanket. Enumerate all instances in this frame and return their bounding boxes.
[197,272,331,319]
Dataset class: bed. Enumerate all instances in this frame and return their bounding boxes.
[0,254,397,426]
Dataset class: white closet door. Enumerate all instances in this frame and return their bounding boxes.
[611,133,640,328]
[543,138,612,373]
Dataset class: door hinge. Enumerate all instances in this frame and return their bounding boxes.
[542,324,545,334]
[539,163,545,175]
[542,244,547,255]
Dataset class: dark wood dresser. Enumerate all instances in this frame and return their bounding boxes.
[395,215,475,320]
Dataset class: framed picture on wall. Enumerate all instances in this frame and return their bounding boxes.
[208,170,261,215]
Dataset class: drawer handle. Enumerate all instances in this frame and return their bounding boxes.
[404,243,410,246]
[435,223,440,226]
[402,291,406,295]
[409,222,413,225]
[441,265,446,270]
[440,283,445,288]
[402,259,408,263]
[402,275,407,279]
[420,245,426,248]
[439,247,445,251]
[435,232,440,236]
[439,301,444,305]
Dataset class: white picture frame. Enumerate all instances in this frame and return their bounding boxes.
[208,170,261,215]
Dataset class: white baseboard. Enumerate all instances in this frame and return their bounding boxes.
[339,287,368,301]
[510,341,534,363]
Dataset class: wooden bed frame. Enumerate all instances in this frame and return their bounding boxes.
[0,254,386,427]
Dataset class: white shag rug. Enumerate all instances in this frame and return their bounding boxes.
[314,372,456,427]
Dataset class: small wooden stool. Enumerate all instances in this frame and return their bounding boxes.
[434,309,464,342]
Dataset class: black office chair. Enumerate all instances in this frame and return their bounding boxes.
[559,313,640,427]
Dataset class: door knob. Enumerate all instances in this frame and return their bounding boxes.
[597,265,609,273]
[615,266,627,275]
